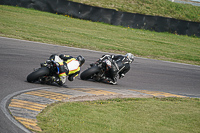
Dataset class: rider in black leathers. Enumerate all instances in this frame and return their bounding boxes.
[92,53,134,84]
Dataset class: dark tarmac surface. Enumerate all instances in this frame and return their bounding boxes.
[0,37,200,132]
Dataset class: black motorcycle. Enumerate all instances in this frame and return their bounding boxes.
[27,60,63,85]
[80,59,119,84]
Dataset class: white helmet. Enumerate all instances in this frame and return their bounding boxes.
[125,53,134,63]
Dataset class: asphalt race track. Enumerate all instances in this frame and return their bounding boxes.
[0,37,200,133]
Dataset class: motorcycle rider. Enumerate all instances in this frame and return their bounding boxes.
[92,53,134,84]
[42,54,85,85]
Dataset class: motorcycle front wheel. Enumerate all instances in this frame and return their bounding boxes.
[80,66,100,80]
[27,67,50,83]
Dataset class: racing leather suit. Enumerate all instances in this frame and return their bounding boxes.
[49,54,80,84]
[59,54,80,81]
[97,54,131,83]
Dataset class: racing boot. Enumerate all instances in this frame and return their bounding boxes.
[57,76,66,86]
[105,77,117,85]
[110,77,117,85]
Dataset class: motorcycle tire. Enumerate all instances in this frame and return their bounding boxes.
[27,67,50,83]
[80,66,100,80]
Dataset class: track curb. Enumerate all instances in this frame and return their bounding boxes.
[1,86,187,132]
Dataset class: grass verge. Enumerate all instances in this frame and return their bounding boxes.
[0,5,200,65]
[37,97,200,133]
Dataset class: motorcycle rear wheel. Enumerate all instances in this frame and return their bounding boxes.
[27,67,50,83]
[80,66,100,80]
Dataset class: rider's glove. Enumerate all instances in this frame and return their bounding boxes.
[46,60,51,63]
[41,60,51,67]
[56,62,60,67]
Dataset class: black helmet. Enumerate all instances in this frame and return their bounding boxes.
[76,55,85,67]
[49,54,57,60]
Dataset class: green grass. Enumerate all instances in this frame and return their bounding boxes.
[0,5,200,65]
[70,0,200,22]
[37,97,200,133]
